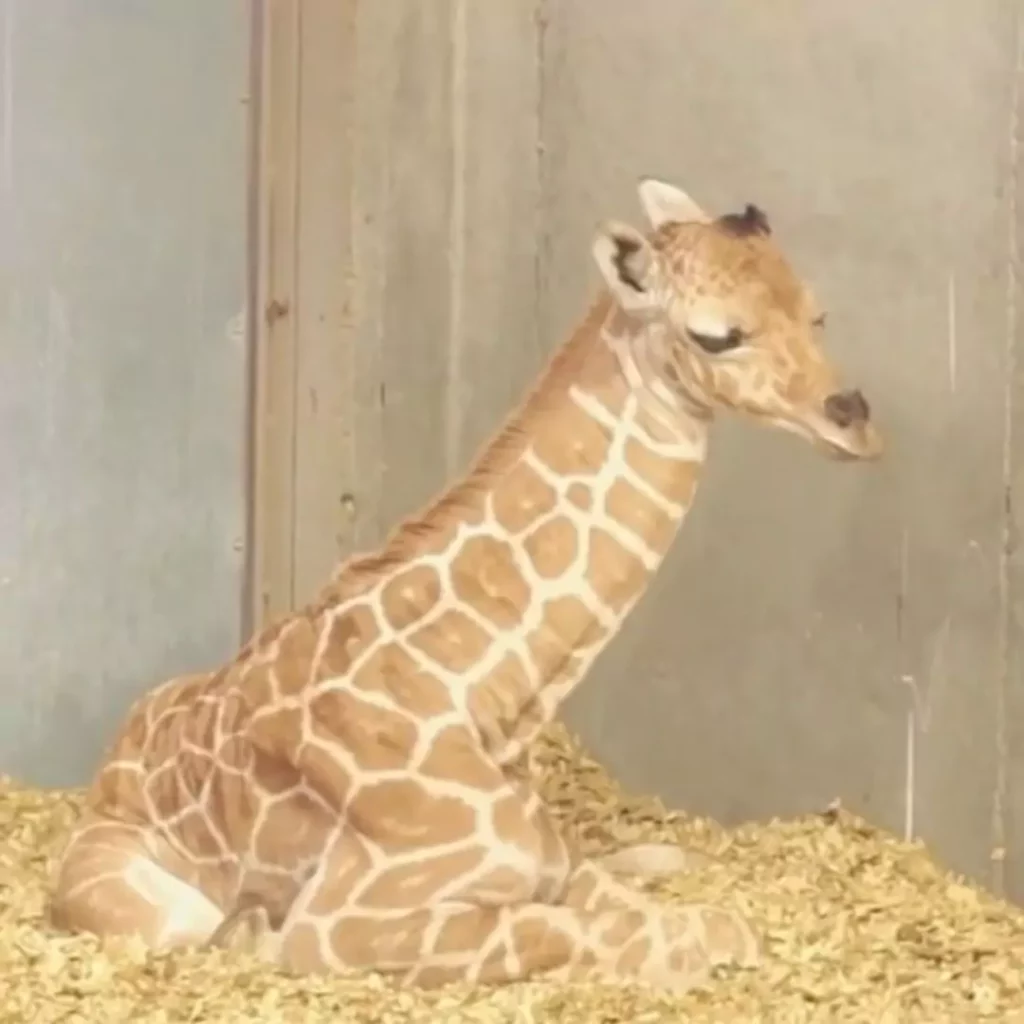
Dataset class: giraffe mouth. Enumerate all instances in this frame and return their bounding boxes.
[821,439,863,462]
[763,411,883,462]
[815,425,884,462]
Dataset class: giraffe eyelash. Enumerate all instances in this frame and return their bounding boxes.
[686,327,745,354]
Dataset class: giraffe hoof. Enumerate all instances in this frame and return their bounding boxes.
[206,903,273,955]
[597,842,715,877]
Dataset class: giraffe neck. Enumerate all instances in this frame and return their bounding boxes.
[459,297,711,760]
[325,296,712,764]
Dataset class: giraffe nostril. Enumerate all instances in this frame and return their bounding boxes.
[823,389,870,428]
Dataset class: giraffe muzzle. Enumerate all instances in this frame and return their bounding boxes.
[814,387,882,461]
[823,389,870,429]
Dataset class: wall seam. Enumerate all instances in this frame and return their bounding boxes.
[532,0,549,362]
[240,0,265,643]
[993,0,1024,898]
[445,0,468,478]
[285,0,304,612]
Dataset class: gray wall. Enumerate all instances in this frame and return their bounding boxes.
[0,1,250,786]
[535,0,1021,900]
[271,0,1023,901]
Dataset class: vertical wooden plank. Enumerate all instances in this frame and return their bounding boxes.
[290,0,359,607]
[345,1,543,537]
[259,0,505,609]
[249,0,301,625]
[333,0,398,555]
[373,2,458,534]
[450,2,543,467]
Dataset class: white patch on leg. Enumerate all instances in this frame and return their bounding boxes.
[597,843,714,878]
[123,857,224,948]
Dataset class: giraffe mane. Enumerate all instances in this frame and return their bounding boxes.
[317,298,613,595]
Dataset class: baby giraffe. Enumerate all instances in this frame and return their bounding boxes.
[47,177,881,993]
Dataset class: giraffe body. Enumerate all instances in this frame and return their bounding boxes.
[48,179,882,992]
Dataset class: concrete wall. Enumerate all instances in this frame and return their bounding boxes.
[537,0,1022,901]
[0,1,250,786]
[256,0,1024,901]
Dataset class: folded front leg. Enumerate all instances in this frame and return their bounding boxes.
[214,726,759,991]
[240,831,758,992]
[275,893,752,991]
[560,857,759,972]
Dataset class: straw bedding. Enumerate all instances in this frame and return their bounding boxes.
[3,723,1024,1023]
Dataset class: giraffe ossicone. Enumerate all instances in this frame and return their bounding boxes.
[636,176,712,228]
[46,176,882,993]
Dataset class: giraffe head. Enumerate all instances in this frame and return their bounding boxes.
[591,177,882,461]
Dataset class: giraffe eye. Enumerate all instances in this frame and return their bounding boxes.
[686,326,745,354]
[812,313,827,327]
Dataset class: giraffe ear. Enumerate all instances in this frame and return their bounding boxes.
[592,220,659,313]
[637,177,711,228]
